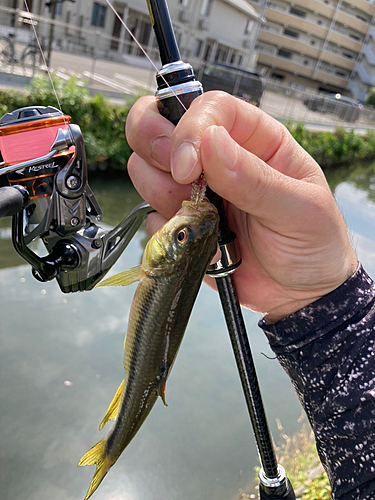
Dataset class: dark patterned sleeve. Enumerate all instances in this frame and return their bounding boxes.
[258,264,375,500]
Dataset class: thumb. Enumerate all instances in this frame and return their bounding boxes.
[200,125,330,232]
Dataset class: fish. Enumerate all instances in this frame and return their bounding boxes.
[78,198,219,499]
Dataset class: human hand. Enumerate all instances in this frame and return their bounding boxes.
[126,91,358,323]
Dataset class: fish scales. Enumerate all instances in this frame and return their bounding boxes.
[79,200,219,499]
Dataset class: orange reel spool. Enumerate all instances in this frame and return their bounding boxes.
[0,106,74,200]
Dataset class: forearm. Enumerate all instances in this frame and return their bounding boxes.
[259,264,375,500]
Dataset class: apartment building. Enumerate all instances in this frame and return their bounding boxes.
[249,0,375,100]
[2,0,262,71]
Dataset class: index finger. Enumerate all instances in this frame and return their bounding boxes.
[170,91,323,184]
[127,92,323,186]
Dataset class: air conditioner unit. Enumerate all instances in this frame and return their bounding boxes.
[179,10,192,23]
[198,17,210,30]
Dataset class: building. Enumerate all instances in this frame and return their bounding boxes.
[1,0,262,72]
[249,0,375,101]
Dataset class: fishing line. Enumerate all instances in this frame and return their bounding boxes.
[105,0,201,132]
[23,0,204,196]
[23,0,201,141]
[23,0,66,120]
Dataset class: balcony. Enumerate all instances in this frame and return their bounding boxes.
[320,50,356,70]
[342,0,375,17]
[336,10,369,35]
[257,51,315,78]
[288,0,335,18]
[265,7,328,39]
[329,30,362,52]
[259,30,321,58]
[313,69,348,87]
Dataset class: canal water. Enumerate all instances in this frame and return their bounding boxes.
[0,164,374,500]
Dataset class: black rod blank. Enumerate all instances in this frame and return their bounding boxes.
[216,274,279,478]
[146,0,181,64]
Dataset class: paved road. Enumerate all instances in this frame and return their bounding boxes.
[50,51,157,96]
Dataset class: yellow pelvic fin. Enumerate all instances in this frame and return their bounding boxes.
[78,438,111,500]
[99,379,124,431]
[96,266,142,287]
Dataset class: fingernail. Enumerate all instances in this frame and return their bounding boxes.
[150,135,171,170]
[212,126,238,171]
[171,141,199,181]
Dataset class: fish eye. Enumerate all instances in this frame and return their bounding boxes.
[176,228,188,244]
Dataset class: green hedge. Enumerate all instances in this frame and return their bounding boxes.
[0,75,135,171]
[285,120,375,168]
[2,76,375,172]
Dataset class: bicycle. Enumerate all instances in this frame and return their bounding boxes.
[0,33,37,78]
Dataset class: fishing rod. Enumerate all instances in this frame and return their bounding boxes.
[146,0,295,498]
[0,4,294,496]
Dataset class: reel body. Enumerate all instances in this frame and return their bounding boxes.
[0,106,153,292]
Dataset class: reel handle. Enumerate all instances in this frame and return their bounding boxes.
[0,186,29,218]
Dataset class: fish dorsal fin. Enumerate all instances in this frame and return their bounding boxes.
[99,380,125,431]
[96,266,142,288]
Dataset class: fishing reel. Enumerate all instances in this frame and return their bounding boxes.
[0,105,153,293]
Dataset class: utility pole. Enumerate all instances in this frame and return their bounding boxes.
[46,0,57,68]
[45,0,74,68]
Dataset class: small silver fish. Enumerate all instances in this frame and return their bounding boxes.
[78,199,218,499]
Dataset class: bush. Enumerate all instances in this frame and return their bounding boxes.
[0,74,135,171]
[285,121,375,169]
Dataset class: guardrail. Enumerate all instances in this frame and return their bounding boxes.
[1,6,375,130]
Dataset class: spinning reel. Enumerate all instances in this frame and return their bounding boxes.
[0,105,153,293]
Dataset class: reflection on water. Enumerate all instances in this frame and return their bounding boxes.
[0,169,375,500]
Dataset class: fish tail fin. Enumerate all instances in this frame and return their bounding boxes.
[78,438,111,500]
[99,379,124,431]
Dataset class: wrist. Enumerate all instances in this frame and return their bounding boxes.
[265,259,359,324]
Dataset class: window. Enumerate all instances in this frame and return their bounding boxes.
[92,2,107,28]
[317,20,322,25]
[335,70,346,77]
[201,0,214,17]
[55,1,62,16]
[194,39,203,57]
[245,20,253,34]
[356,15,367,23]
[214,43,230,63]
[290,7,306,18]
[178,0,189,6]
[283,28,299,38]
[349,33,361,41]
[271,72,285,81]
[65,11,70,35]
[277,48,292,59]
[343,53,354,59]
[310,40,316,45]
